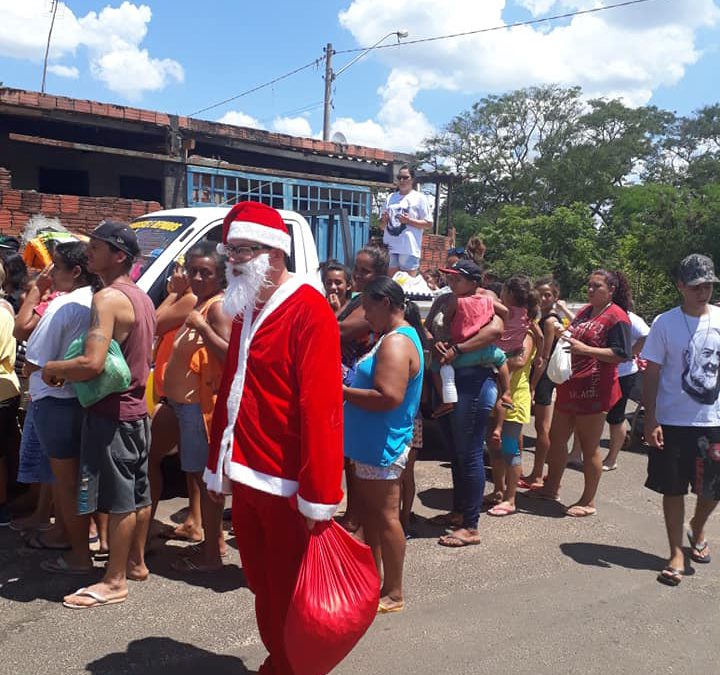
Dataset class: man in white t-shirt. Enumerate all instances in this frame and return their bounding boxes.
[643,253,720,586]
[381,165,432,276]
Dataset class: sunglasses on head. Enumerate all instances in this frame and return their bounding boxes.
[397,174,412,180]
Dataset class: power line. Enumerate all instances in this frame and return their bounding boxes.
[334,0,659,55]
[188,0,658,120]
[188,57,323,117]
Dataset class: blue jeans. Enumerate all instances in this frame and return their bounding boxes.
[441,367,496,529]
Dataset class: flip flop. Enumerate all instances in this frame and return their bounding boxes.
[39,556,92,576]
[687,532,712,564]
[566,505,597,518]
[517,478,543,490]
[25,533,71,551]
[377,600,404,614]
[523,487,560,502]
[602,463,618,472]
[438,533,481,548]
[488,504,516,517]
[63,587,128,609]
[657,566,683,587]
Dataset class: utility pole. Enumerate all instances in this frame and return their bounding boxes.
[41,0,60,94]
[322,43,334,142]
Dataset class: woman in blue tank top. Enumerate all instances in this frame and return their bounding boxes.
[344,277,424,614]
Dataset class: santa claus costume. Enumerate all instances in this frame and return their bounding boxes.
[204,202,344,675]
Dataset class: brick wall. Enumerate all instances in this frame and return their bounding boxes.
[421,233,452,272]
[0,168,162,245]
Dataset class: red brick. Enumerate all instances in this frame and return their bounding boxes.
[91,102,109,116]
[56,97,75,112]
[12,211,29,229]
[106,104,125,119]
[38,95,56,110]
[41,195,61,213]
[155,113,170,126]
[0,90,20,105]
[0,168,11,190]
[124,107,141,121]
[60,195,79,213]
[2,192,21,209]
[0,210,10,229]
[19,91,40,106]
[139,110,156,124]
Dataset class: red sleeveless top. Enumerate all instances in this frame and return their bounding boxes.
[89,280,156,422]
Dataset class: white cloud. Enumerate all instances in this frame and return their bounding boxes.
[337,0,720,150]
[217,110,265,129]
[0,0,183,99]
[47,64,79,79]
[271,116,313,137]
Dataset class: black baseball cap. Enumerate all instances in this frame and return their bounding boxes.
[678,254,719,286]
[0,235,20,253]
[439,259,484,282]
[89,220,140,258]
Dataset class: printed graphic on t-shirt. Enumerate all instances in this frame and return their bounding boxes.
[386,203,409,237]
[682,327,720,405]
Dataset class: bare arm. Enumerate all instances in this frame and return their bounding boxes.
[187,301,231,362]
[642,360,663,448]
[632,336,646,357]
[343,333,414,412]
[156,291,197,336]
[507,332,535,372]
[14,279,48,341]
[339,304,371,343]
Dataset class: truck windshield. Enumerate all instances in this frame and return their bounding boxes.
[128,215,196,281]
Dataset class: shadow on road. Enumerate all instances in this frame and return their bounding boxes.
[85,637,255,674]
[560,542,668,571]
[417,487,453,511]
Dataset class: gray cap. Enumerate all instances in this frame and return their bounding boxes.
[678,254,720,286]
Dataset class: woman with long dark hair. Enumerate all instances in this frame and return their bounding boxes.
[527,270,632,516]
[343,277,424,613]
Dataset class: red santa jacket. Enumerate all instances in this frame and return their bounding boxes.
[204,276,344,520]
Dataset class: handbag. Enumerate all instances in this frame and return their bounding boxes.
[63,335,132,407]
[546,336,572,385]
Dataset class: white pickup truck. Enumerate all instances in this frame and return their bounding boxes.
[129,207,321,307]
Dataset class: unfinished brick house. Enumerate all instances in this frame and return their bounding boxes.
[0,87,451,268]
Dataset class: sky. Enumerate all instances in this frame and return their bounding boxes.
[0,0,718,152]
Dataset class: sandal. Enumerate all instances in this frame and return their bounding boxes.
[687,532,712,564]
[438,532,481,548]
[657,566,683,587]
[377,599,404,614]
[488,503,516,517]
[63,587,128,609]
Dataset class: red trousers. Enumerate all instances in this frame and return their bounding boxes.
[232,482,309,675]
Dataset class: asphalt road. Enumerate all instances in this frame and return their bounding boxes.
[1,420,718,675]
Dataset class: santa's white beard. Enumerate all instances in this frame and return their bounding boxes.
[223,253,272,317]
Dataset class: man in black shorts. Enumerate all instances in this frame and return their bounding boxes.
[643,254,720,586]
[43,221,156,608]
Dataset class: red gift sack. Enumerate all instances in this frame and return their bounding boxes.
[284,520,380,675]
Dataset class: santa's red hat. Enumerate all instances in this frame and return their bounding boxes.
[221,201,291,255]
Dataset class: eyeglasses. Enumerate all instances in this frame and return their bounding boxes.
[219,243,270,259]
[397,174,412,181]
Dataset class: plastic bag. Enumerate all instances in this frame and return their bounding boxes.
[284,520,380,675]
[64,335,132,407]
[547,335,572,385]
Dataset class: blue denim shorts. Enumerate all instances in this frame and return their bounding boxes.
[17,402,54,484]
[33,397,84,460]
[168,399,209,473]
[389,253,420,271]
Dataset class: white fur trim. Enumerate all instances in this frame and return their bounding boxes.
[226,220,291,255]
[297,495,339,521]
[225,461,298,497]
[203,467,231,494]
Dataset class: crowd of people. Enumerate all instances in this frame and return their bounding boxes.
[0,181,719,668]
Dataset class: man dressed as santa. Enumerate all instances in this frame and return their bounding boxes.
[205,201,344,674]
